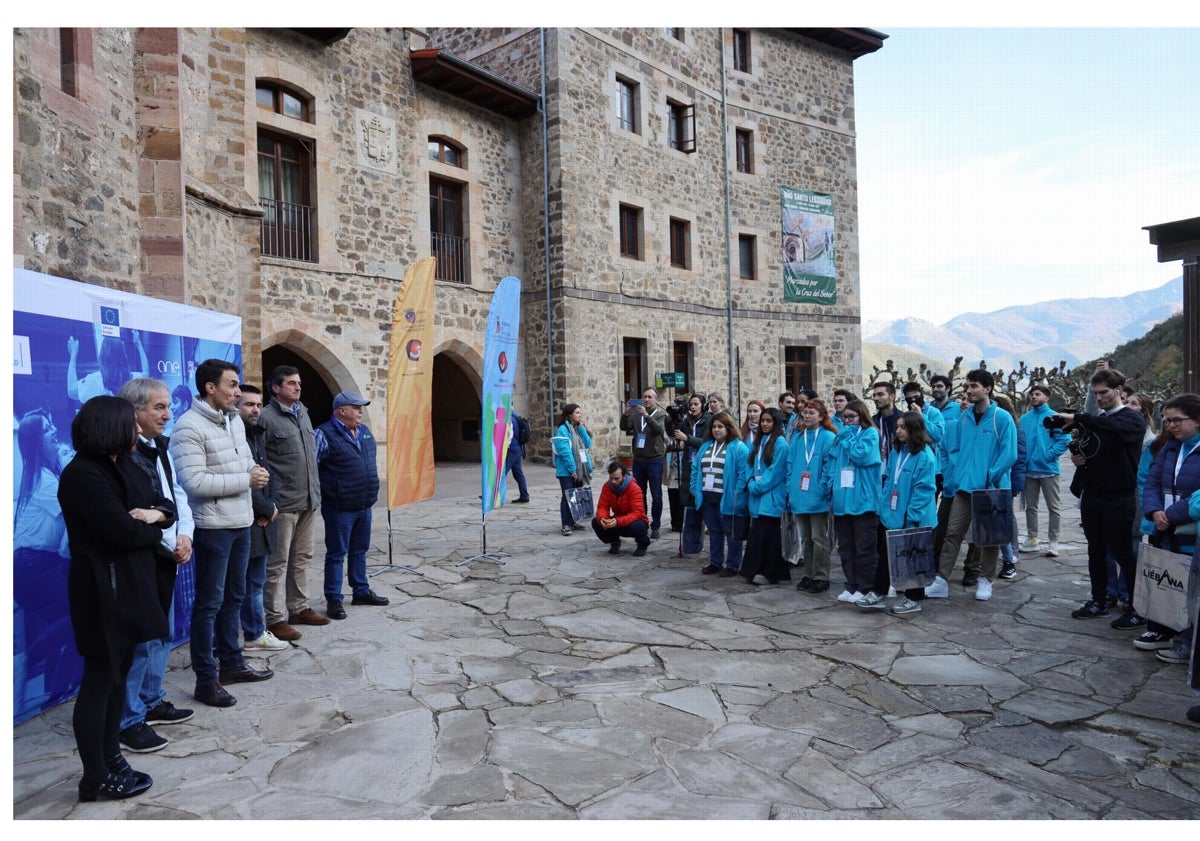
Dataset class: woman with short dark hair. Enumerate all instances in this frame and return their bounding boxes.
[57,396,177,802]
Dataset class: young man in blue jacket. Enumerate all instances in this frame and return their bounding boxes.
[926,369,1017,602]
[1019,384,1070,557]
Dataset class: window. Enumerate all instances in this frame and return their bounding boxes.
[732,30,751,73]
[735,128,753,174]
[784,346,814,395]
[623,338,648,407]
[672,341,694,395]
[667,100,695,153]
[738,235,757,279]
[258,130,315,262]
[430,176,469,283]
[256,81,311,122]
[428,136,464,167]
[669,218,691,269]
[619,204,643,259]
[616,77,639,133]
[664,28,684,41]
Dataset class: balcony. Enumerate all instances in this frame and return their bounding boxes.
[432,231,469,283]
[260,197,314,262]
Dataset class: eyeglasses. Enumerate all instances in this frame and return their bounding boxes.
[1162,417,1190,426]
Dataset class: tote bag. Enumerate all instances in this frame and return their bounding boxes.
[1132,542,1191,632]
[886,527,937,590]
[564,486,594,523]
[781,511,804,564]
[970,488,1014,547]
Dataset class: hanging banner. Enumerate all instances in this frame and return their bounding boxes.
[386,257,437,509]
[480,276,522,515]
[781,186,836,304]
[12,268,241,725]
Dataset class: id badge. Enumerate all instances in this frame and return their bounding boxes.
[704,473,716,491]
[800,472,811,491]
[635,434,646,449]
[1165,492,1177,508]
[840,467,855,489]
[890,490,899,511]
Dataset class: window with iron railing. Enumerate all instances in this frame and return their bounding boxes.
[431,176,469,283]
[258,131,315,262]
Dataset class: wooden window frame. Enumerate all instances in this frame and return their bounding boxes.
[616,76,639,134]
[732,29,751,73]
[258,128,316,262]
[667,100,696,153]
[255,81,312,123]
[738,234,757,280]
[430,175,470,283]
[428,135,466,168]
[735,128,753,174]
[669,217,691,270]
[784,346,814,395]
[619,204,643,260]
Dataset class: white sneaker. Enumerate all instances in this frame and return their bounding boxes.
[1045,541,1059,557]
[836,589,863,603]
[1018,536,1039,553]
[975,577,993,601]
[924,576,949,599]
[856,591,888,610]
[244,630,290,652]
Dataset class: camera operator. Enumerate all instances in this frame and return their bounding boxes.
[664,396,690,532]
[1052,367,1147,620]
[620,387,669,539]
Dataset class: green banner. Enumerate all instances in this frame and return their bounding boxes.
[781,187,836,304]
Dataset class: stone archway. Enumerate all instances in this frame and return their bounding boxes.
[431,340,483,462]
[260,329,365,431]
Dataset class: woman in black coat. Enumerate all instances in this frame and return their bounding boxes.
[57,396,177,802]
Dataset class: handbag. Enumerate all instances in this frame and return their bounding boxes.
[563,485,594,523]
[970,488,1014,547]
[1132,541,1191,632]
[886,526,937,590]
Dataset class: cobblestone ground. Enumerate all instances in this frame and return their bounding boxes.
[13,462,1200,819]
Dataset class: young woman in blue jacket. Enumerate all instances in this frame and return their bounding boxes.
[858,411,937,614]
[690,411,749,577]
[788,399,837,593]
[829,399,882,603]
[552,403,593,536]
[739,408,791,585]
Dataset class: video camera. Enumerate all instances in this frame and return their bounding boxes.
[1042,410,1080,431]
[664,396,689,436]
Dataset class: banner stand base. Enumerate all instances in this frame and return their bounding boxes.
[458,520,508,566]
[369,510,425,578]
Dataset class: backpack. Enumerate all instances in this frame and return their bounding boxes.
[514,413,531,446]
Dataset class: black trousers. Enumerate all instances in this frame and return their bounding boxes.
[73,647,134,782]
[1080,491,1138,604]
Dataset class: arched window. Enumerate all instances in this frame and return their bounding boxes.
[428,136,465,168]
[256,81,312,122]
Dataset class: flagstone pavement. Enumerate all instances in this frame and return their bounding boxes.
[12,461,1200,820]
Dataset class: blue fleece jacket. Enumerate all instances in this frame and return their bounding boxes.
[690,438,750,517]
[879,445,938,530]
[947,401,1017,493]
[1019,403,1070,475]
[552,421,593,478]
[747,435,790,518]
[1143,434,1200,554]
[786,426,837,514]
[829,425,882,516]
[938,401,962,482]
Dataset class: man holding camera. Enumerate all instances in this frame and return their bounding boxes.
[620,387,668,540]
[1052,367,1146,619]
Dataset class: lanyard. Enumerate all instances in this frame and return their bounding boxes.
[892,451,911,485]
[803,428,818,465]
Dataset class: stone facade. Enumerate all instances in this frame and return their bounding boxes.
[14,26,871,472]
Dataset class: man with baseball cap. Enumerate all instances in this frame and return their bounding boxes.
[315,391,389,619]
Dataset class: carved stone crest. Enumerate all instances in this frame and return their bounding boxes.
[355,108,397,173]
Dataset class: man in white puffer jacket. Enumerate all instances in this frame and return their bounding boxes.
[170,359,273,708]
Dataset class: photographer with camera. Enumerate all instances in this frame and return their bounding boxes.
[664,396,691,533]
[1052,367,1147,620]
[620,387,669,540]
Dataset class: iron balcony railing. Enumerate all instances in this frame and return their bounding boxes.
[260,197,315,262]
[431,231,469,283]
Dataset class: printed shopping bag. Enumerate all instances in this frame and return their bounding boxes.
[886,527,937,590]
[1132,541,1191,632]
[970,488,1014,547]
[564,485,594,523]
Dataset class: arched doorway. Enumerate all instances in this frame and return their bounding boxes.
[261,345,335,428]
[432,352,482,462]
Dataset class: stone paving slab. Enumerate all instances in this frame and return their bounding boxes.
[11,461,1200,819]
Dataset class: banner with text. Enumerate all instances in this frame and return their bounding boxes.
[781,187,836,304]
[13,268,241,724]
[480,276,522,516]
[386,257,437,509]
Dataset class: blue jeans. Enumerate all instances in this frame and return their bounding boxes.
[701,493,741,570]
[632,457,664,530]
[241,553,269,640]
[121,599,173,729]
[323,504,372,601]
[190,527,250,683]
[505,446,529,500]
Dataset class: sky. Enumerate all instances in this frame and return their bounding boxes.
[854,27,1200,324]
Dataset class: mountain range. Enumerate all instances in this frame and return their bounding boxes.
[863,277,1183,375]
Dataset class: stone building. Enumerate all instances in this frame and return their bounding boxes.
[13,26,882,471]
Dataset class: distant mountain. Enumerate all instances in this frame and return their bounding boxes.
[864,277,1183,374]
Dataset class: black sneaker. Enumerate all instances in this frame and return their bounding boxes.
[650,528,661,540]
[119,722,168,753]
[796,576,814,591]
[1104,594,1120,610]
[1187,704,1200,723]
[633,544,649,557]
[1110,609,1146,630]
[998,562,1017,580]
[808,579,830,593]
[962,573,979,587]
[1071,599,1111,619]
[144,700,194,726]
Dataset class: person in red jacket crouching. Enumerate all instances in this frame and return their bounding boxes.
[592,460,651,557]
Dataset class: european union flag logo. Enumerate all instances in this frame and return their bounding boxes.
[98,305,121,337]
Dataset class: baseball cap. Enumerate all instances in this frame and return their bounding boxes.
[332,391,371,409]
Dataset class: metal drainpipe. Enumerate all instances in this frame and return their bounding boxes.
[719,29,736,412]
[541,28,556,434]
